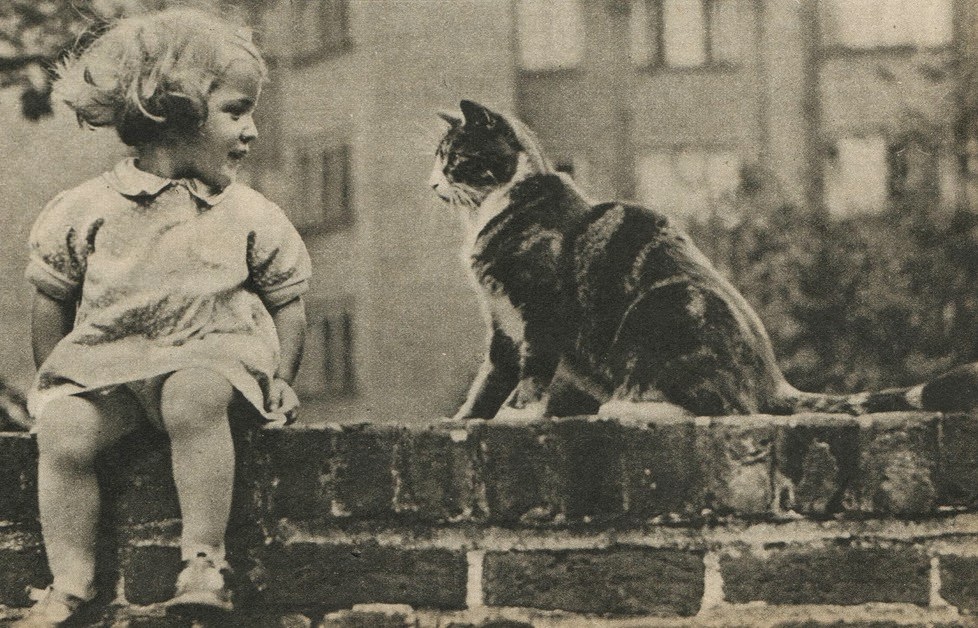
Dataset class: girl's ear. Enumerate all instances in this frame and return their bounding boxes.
[148,91,207,129]
[437,110,461,126]
[460,100,496,128]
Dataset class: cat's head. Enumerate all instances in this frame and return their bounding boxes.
[429,100,551,208]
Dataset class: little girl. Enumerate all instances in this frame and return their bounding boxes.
[17,8,310,626]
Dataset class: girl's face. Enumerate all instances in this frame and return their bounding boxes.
[178,62,261,190]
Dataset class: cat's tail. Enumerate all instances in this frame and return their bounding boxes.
[776,362,978,415]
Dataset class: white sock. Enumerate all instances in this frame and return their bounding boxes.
[180,542,227,567]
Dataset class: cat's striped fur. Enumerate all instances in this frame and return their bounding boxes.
[431,100,978,419]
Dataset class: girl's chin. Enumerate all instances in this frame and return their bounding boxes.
[198,170,237,190]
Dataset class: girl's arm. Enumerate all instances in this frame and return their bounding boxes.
[266,296,306,422]
[31,291,75,368]
[270,296,306,384]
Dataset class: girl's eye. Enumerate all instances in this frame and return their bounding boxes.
[222,101,255,120]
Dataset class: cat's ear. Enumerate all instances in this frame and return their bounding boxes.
[460,100,497,128]
[437,110,462,126]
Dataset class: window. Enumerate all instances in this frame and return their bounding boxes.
[629,0,747,68]
[296,297,357,400]
[824,137,889,216]
[516,0,586,71]
[635,148,740,224]
[887,140,939,201]
[821,0,953,50]
[290,0,351,65]
[290,142,353,233]
[826,135,955,214]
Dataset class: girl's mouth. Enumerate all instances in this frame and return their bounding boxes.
[228,149,249,162]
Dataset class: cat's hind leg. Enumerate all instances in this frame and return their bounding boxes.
[543,358,606,417]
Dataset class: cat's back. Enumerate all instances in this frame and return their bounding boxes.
[570,200,709,296]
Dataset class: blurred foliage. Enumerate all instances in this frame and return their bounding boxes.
[0,0,233,121]
[689,166,978,395]
[0,1,121,120]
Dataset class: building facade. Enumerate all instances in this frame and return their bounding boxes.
[516,0,968,220]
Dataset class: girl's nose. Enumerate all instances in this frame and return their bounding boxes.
[240,116,258,143]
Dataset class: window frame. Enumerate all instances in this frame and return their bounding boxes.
[629,0,747,72]
[289,0,353,68]
[822,134,891,216]
[296,295,358,401]
[633,145,742,224]
[289,139,355,236]
[818,0,955,55]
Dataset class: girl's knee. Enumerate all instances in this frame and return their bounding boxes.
[36,396,110,465]
[160,369,234,430]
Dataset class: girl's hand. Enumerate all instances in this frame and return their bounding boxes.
[266,378,300,425]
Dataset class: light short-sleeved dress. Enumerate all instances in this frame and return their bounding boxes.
[25,158,311,425]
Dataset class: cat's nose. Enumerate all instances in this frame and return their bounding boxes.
[428,173,441,191]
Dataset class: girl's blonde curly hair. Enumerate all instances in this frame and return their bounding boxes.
[55,7,267,147]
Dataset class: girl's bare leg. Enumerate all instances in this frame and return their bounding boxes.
[159,369,235,563]
[35,390,143,598]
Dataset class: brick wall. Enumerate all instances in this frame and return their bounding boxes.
[1,411,977,626]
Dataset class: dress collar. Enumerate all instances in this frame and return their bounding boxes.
[102,158,233,206]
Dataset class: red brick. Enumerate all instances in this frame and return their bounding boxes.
[111,616,192,627]
[332,425,401,518]
[620,419,705,521]
[121,544,182,605]
[321,608,414,627]
[697,418,776,516]
[0,531,49,606]
[721,543,930,605]
[939,554,978,614]
[0,434,39,524]
[226,427,270,553]
[253,542,467,609]
[554,418,624,520]
[774,415,859,516]
[255,427,337,523]
[393,425,477,521]
[483,547,704,616]
[938,414,978,508]
[473,421,565,525]
[233,611,316,627]
[853,413,939,515]
[446,621,533,628]
[775,623,905,627]
[100,430,180,526]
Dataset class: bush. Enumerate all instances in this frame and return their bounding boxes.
[688,177,978,395]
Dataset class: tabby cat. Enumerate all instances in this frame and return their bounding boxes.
[430,99,978,420]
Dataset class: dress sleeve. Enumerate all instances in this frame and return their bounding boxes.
[247,201,312,308]
[24,191,90,302]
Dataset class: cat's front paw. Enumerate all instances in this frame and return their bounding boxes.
[495,399,547,420]
[496,379,548,420]
[509,377,547,408]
